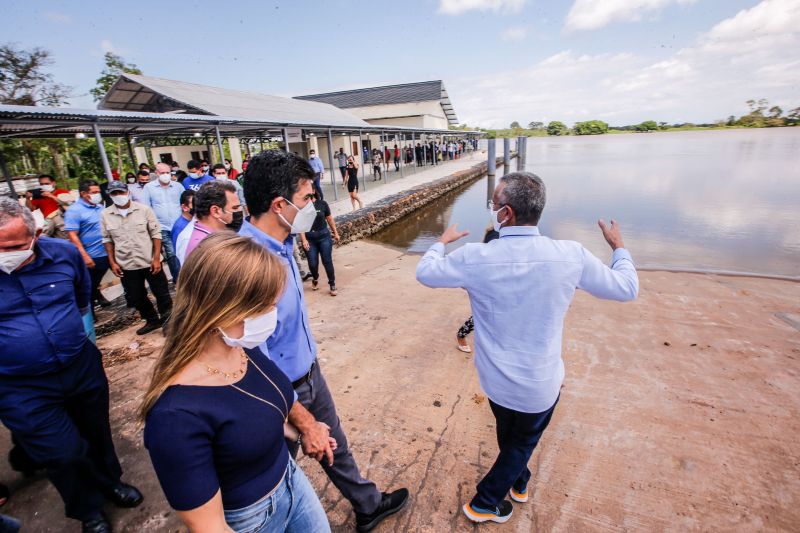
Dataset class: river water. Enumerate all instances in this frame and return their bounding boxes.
[371,128,800,278]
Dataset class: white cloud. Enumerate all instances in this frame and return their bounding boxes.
[43,10,71,24]
[439,0,526,16]
[448,0,800,128]
[501,26,529,41]
[565,0,696,32]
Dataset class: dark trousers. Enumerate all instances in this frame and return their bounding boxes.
[120,267,172,323]
[339,166,347,179]
[88,256,110,304]
[305,230,335,287]
[313,173,324,200]
[287,362,381,514]
[0,342,123,521]
[471,396,559,510]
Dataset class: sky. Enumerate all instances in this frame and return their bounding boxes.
[3,0,799,128]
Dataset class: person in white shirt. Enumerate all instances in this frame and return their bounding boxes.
[416,171,638,525]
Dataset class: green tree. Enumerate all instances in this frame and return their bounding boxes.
[546,121,569,136]
[509,121,521,129]
[573,120,609,135]
[633,120,658,132]
[89,52,142,102]
[768,106,783,118]
[0,43,71,105]
[528,121,544,130]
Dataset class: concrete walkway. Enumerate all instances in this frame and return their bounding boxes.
[318,150,487,218]
[2,239,798,532]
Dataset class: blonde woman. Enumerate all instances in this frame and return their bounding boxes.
[140,232,332,533]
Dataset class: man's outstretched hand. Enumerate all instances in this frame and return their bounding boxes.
[439,224,469,245]
[598,219,625,250]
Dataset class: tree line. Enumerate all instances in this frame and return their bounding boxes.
[476,100,800,138]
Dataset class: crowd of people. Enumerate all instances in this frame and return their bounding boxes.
[0,143,637,532]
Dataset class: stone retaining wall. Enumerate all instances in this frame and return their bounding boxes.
[334,155,510,244]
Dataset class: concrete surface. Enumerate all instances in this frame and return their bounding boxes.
[1,239,798,532]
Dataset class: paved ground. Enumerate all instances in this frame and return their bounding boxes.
[2,238,798,532]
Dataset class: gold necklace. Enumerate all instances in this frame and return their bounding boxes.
[230,353,289,422]
[202,350,248,380]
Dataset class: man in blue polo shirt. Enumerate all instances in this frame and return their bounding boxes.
[63,179,111,309]
[141,162,185,282]
[181,159,213,192]
[0,198,143,532]
[240,150,408,532]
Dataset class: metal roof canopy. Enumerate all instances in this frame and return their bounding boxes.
[296,80,460,125]
[0,104,477,139]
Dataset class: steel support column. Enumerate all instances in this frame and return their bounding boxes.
[0,151,15,198]
[215,126,225,163]
[326,129,338,201]
[282,127,290,153]
[92,123,113,181]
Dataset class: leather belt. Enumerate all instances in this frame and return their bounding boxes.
[292,360,316,389]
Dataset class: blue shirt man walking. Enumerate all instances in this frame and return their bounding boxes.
[0,198,143,532]
[239,150,409,532]
[307,150,325,200]
[141,162,185,282]
[416,172,639,525]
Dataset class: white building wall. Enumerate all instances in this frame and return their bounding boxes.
[344,101,450,130]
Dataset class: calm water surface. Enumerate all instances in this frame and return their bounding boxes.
[371,128,800,277]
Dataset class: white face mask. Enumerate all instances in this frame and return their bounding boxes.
[491,207,508,232]
[0,238,35,274]
[202,166,209,172]
[89,193,103,205]
[127,178,136,184]
[40,184,54,193]
[112,194,130,207]
[278,199,317,234]
[157,173,171,184]
[188,172,198,178]
[224,163,231,169]
[220,309,278,349]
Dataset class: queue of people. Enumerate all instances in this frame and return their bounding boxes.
[0,142,636,532]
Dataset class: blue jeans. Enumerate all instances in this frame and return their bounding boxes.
[471,395,559,509]
[160,229,181,283]
[313,173,324,200]
[224,459,330,533]
[305,229,335,287]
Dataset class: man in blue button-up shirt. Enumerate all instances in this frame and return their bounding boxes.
[417,172,639,524]
[141,162,185,281]
[240,150,409,531]
[0,198,143,531]
[307,149,325,200]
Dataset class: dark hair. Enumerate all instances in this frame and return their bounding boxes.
[211,163,226,174]
[498,172,546,225]
[175,170,188,182]
[243,150,314,218]
[79,179,99,193]
[200,159,209,165]
[179,189,195,206]
[125,172,136,180]
[187,159,200,170]
[138,169,150,178]
[171,161,179,167]
[194,180,237,218]
[139,163,150,169]
[38,174,55,183]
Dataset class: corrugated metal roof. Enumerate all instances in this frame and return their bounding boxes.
[0,104,479,139]
[295,81,459,125]
[99,74,373,129]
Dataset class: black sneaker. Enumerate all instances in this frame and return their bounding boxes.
[301,272,313,281]
[463,500,513,523]
[355,488,409,532]
[136,320,162,335]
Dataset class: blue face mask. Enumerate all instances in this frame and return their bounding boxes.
[188,172,198,178]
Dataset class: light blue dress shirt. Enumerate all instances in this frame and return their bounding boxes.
[416,225,639,414]
[308,156,324,174]
[141,180,185,231]
[239,221,317,381]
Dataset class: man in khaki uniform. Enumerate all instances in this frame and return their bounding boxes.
[100,180,172,335]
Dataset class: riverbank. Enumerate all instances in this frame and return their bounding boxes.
[1,238,798,532]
